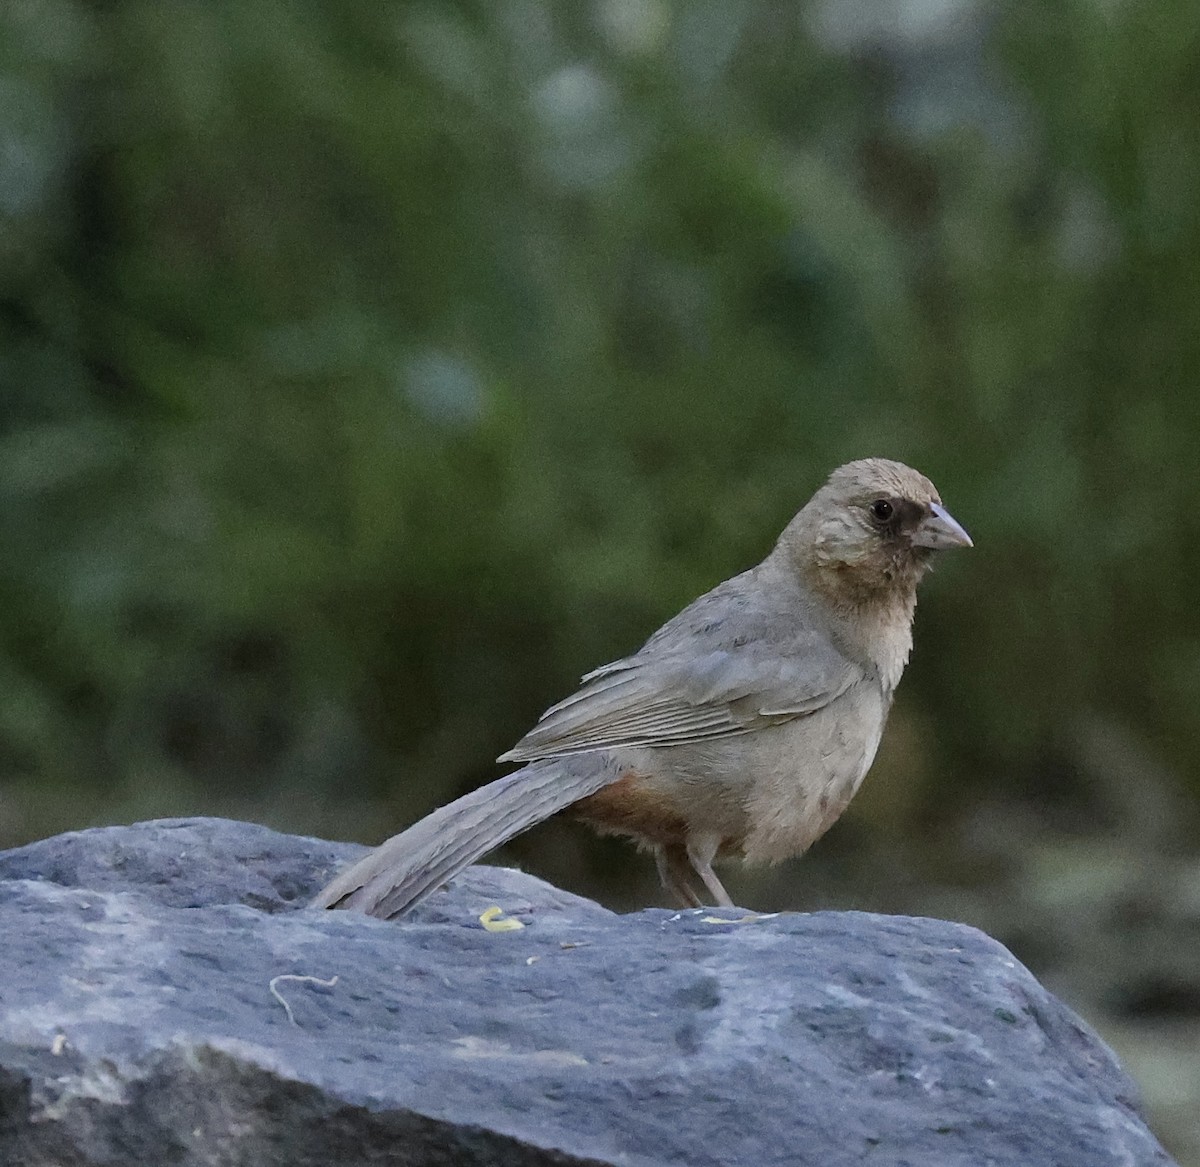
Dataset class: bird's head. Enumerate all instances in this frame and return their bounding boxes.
[780,458,972,606]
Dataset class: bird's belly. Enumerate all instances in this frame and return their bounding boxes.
[734,683,888,864]
[570,682,888,863]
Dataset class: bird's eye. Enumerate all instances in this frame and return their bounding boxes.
[869,499,894,522]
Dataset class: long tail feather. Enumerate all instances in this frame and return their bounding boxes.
[312,756,616,919]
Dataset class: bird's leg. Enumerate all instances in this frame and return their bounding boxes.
[655,844,704,908]
[686,836,735,908]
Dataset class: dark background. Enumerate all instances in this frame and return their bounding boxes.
[2,1,1198,1160]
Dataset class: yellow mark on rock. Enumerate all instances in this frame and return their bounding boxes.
[479,906,525,932]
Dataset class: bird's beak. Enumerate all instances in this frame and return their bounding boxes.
[912,502,973,550]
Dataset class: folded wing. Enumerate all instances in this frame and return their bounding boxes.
[499,627,860,764]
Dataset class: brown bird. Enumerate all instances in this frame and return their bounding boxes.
[313,458,971,919]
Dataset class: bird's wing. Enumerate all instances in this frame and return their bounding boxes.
[498,624,861,764]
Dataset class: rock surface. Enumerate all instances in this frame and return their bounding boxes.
[0,817,1174,1167]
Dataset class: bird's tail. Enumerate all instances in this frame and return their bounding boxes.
[311,755,616,919]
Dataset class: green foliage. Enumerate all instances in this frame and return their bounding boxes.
[0,0,1196,847]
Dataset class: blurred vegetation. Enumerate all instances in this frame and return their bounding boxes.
[2,0,1199,1154]
[3,0,1195,833]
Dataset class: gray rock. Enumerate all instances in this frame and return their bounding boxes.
[0,817,1174,1167]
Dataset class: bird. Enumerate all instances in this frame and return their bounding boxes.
[313,458,971,919]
